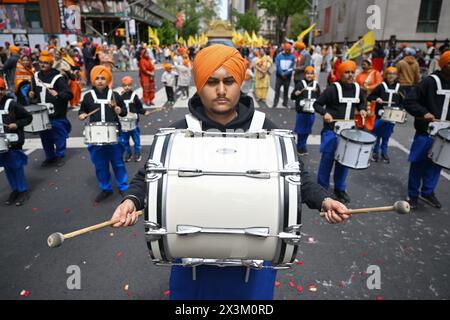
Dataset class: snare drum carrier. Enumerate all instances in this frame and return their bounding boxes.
[380,82,406,123]
[144,111,303,281]
[299,80,318,113]
[119,91,138,132]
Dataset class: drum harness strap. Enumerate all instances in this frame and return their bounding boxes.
[123,91,137,115]
[0,99,13,134]
[185,110,266,132]
[334,82,360,120]
[381,82,400,107]
[431,75,450,121]
[33,72,63,114]
[90,89,113,123]
[301,80,318,101]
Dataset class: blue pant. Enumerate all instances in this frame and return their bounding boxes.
[87,144,128,192]
[0,150,28,192]
[169,262,277,300]
[119,127,141,155]
[372,119,395,155]
[408,134,442,198]
[39,118,71,160]
[317,130,349,191]
[294,113,315,151]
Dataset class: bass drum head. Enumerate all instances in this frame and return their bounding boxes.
[25,105,47,113]
[437,128,450,142]
[340,129,376,144]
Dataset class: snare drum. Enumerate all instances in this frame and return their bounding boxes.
[24,105,52,133]
[0,134,8,153]
[83,122,118,145]
[381,106,406,123]
[429,128,450,169]
[335,129,376,169]
[300,99,315,113]
[119,113,138,132]
[145,129,302,270]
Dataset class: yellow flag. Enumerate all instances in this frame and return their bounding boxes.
[251,31,258,46]
[154,29,160,46]
[148,26,155,39]
[347,31,376,60]
[178,36,184,46]
[297,23,316,41]
[244,31,252,46]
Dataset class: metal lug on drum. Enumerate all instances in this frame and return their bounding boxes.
[145,160,166,182]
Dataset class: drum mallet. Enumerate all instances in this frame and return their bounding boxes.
[47,210,144,248]
[320,201,410,217]
[85,108,100,117]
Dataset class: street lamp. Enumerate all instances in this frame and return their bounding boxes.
[123,0,149,44]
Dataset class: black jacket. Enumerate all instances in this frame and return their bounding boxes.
[124,94,329,213]
[313,82,366,131]
[367,81,403,119]
[0,95,32,150]
[30,69,73,119]
[79,88,127,123]
[291,80,321,113]
[404,71,450,135]
[120,91,146,115]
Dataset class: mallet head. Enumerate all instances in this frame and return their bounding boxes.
[47,232,65,248]
[393,201,410,215]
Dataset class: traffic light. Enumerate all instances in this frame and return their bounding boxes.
[115,28,125,37]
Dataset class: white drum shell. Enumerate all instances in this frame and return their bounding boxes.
[84,122,118,145]
[301,99,315,113]
[381,107,406,123]
[119,117,137,132]
[335,130,376,169]
[429,129,450,169]
[24,106,51,133]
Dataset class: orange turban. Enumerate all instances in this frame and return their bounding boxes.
[39,50,54,63]
[0,77,6,90]
[183,53,189,59]
[439,50,450,69]
[177,47,185,54]
[163,63,173,71]
[295,41,306,51]
[337,60,357,77]
[384,66,398,77]
[182,59,189,67]
[121,76,133,85]
[90,65,112,85]
[10,45,20,55]
[304,66,315,74]
[283,42,292,51]
[426,42,433,47]
[192,44,245,93]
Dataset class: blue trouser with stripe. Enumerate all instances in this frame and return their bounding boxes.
[0,150,28,192]
[317,129,349,192]
[87,144,128,192]
[39,118,71,160]
[408,134,442,198]
[372,119,395,155]
[119,127,141,155]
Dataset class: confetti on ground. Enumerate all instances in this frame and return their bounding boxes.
[117,251,123,258]
[25,226,30,230]
[64,208,71,214]
[296,285,303,293]
[20,290,30,297]
[376,295,384,300]
[361,252,369,257]
[289,280,295,287]
[127,291,133,297]
[164,290,170,296]
[32,208,38,213]
[295,260,304,266]
[92,202,99,207]
[308,237,316,243]
[274,281,280,287]
[82,261,86,264]
[338,281,345,288]
[110,233,114,237]
[308,285,317,292]
[48,181,56,188]
[124,284,129,291]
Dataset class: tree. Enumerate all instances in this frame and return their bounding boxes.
[232,9,262,34]
[257,0,309,44]
[159,20,177,46]
[289,12,310,41]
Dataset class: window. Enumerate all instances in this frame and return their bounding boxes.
[25,3,43,32]
[416,0,442,33]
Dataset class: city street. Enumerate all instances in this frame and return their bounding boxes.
[1,67,449,300]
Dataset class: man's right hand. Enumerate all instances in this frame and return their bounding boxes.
[423,112,436,122]
[28,91,35,98]
[324,112,333,123]
[79,113,87,121]
[111,199,139,227]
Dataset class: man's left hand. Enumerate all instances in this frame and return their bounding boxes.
[48,89,58,97]
[321,198,351,224]
[359,110,368,118]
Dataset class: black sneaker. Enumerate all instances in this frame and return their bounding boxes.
[55,157,65,167]
[407,196,418,209]
[15,191,29,206]
[371,153,379,162]
[41,158,56,167]
[419,194,442,209]
[134,153,142,162]
[5,191,19,205]
[381,154,390,164]
[334,189,351,204]
[94,190,113,203]
[125,153,133,162]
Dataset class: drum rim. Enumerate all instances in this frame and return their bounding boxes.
[25,105,48,112]
[339,129,376,144]
[437,128,450,141]
[85,121,118,126]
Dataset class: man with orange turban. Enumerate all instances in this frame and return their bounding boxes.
[313,59,367,204]
[78,65,128,203]
[404,50,450,209]
[367,66,403,163]
[118,75,151,162]
[273,42,296,108]
[28,50,73,168]
[110,44,351,300]
[291,66,321,155]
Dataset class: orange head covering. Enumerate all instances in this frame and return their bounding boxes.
[90,65,112,85]
[163,63,173,71]
[384,66,398,77]
[39,50,54,63]
[0,77,6,90]
[10,45,20,55]
[183,53,189,59]
[182,59,189,67]
[337,60,357,77]
[295,41,306,51]
[121,76,133,85]
[283,42,292,51]
[426,42,433,47]
[304,66,315,79]
[177,47,185,54]
[401,43,408,49]
[192,44,245,93]
[439,50,450,69]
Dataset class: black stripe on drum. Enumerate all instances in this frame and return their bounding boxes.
[146,136,160,260]
[290,138,301,263]
[156,134,171,261]
[276,136,288,265]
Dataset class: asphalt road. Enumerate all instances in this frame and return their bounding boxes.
[0,68,449,300]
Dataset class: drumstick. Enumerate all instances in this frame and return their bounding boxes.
[319,201,410,217]
[146,107,164,115]
[47,210,144,248]
[86,108,100,117]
